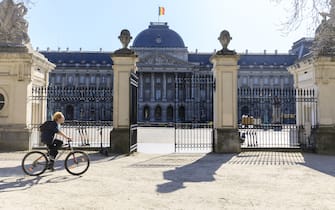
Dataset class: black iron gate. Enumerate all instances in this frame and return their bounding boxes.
[129,72,138,153]
[238,88,318,149]
[174,75,214,152]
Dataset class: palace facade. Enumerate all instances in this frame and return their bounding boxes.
[40,22,313,123]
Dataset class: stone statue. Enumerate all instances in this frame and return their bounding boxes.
[0,0,30,46]
[312,0,335,56]
[216,30,236,55]
[114,29,134,54]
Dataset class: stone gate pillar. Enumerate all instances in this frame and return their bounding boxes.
[289,57,335,154]
[110,29,138,153]
[0,0,55,151]
[288,3,335,155]
[210,30,241,153]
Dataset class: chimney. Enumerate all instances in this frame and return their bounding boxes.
[245,49,248,54]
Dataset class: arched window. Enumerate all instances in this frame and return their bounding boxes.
[167,105,173,121]
[66,105,74,121]
[143,105,150,121]
[155,105,162,120]
[178,106,185,122]
[0,93,5,111]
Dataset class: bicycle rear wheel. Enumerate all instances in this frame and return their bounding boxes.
[64,151,90,176]
[22,151,48,176]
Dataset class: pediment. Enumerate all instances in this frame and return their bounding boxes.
[138,53,191,66]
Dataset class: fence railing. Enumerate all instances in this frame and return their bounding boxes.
[30,121,113,149]
[175,122,213,153]
[238,124,300,148]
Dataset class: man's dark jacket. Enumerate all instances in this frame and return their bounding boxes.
[40,121,59,145]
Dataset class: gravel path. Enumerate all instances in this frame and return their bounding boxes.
[0,151,334,210]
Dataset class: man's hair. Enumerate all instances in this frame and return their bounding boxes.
[53,112,64,121]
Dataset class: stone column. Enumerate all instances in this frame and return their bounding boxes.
[109,29,139,153]
[0,45,55,151]
[162,73,167,102]
[210,54,240,153]
[151,72,155,102]
[210,30,240,153]
[139,73,143,102]
[110,53,138,153]
[289,56,335,154]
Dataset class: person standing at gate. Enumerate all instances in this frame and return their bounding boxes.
[40,112,72,171]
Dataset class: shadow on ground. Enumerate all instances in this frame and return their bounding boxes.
[0,174,82,193]
[156,153,235,193]
[301,153,335,177]
[0,151,123,192]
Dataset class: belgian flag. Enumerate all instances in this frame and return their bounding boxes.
[158,6,165,16]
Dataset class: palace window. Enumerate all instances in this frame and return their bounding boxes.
[284,77,289,84]
[155,105,162,120]
[66,105,74,120]
[90,76,96,84]
[167,105,173,121]
[254,77,259,85]
[178,106,185,122]
[56,75,61,83]
[155,89,161,100]
[242,77,248,85]
[80,75,85,84]
[143,105,150,121]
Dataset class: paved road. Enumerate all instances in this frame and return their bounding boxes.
[0,151,335,210]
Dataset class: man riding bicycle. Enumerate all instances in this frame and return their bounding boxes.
[40,112,72,171]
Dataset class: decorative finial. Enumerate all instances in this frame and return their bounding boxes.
[114,29,135,55]
[216,30,236,55]
[118,29,132,49]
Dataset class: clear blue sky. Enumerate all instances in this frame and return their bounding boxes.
[24,0,315,53]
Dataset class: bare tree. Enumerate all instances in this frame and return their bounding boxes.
[14,0,35,8]
[272,0,331,33]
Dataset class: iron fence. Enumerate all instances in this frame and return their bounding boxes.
[175,122,213,153]
[29,86,113,149]
[238,88,318,149]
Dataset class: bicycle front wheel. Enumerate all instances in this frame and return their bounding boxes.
[64,151,90,176]
[22,151,48,176]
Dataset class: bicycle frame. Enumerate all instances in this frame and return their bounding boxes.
[51,140,75,161]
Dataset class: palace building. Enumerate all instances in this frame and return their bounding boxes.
[40,22,313,124]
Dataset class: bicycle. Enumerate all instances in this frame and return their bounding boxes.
[21,140,90,176]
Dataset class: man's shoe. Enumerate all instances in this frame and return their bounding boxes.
[47,162,54,171]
